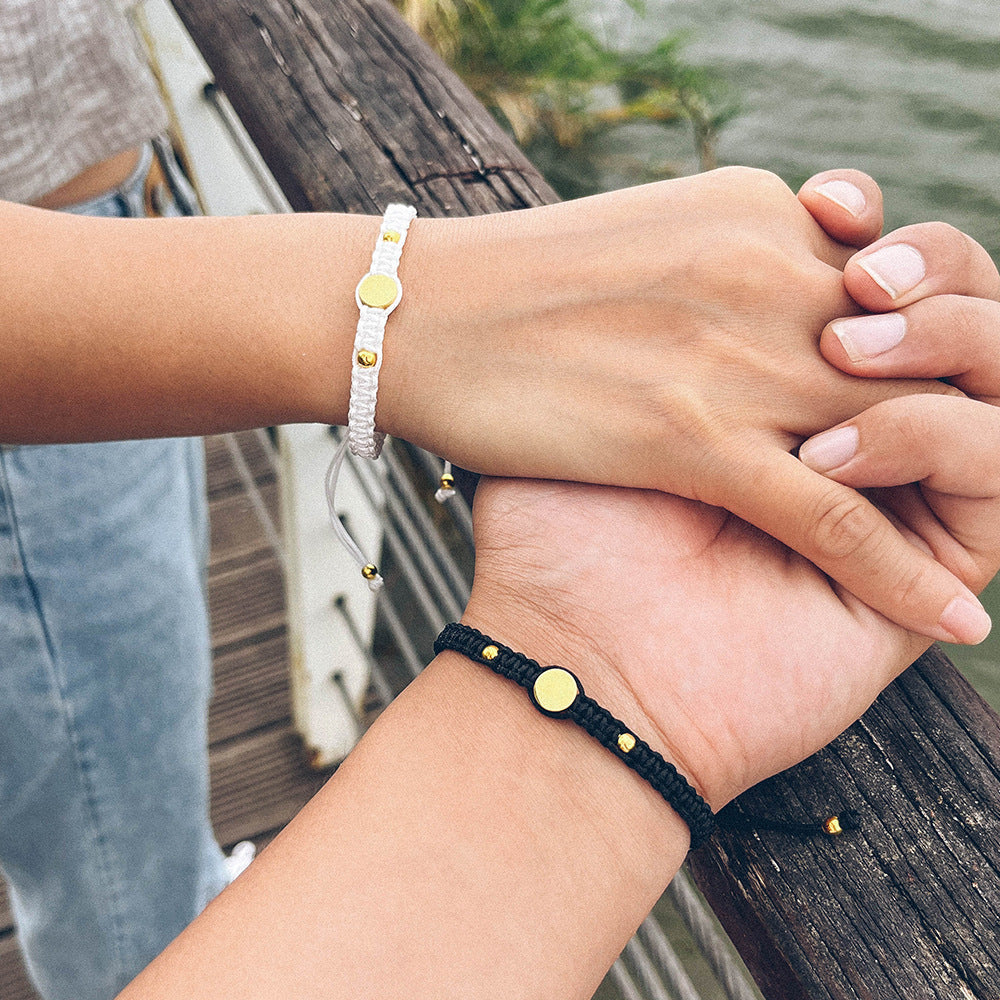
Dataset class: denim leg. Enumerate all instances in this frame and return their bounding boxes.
[0,440,229,1000]
[0,141,227,1000]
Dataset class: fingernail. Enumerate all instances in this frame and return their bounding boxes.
[857,244,926,299]
[798,426,859,473]
[831,313,907,362]
[813,180,867,217]
[939,595,992,645]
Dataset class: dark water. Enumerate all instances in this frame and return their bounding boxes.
[590,0,1000,704]
[600,0,1000,260]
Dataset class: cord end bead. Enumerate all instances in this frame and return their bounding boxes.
[435,472,456,504]
[361,563,384,591]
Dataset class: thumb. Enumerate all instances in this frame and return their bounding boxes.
[727,450,991,646]
[798,169,884,249]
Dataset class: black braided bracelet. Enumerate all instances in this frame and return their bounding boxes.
[433,622,716,850]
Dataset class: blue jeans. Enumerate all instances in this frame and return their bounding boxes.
[0,143,228,1000]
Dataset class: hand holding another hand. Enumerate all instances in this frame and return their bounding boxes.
[802,220,1000,603]
[390,167,998,643]
[463,227,1000,810]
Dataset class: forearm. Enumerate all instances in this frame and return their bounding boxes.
[0,201,377,442]
[118,647,689,1000]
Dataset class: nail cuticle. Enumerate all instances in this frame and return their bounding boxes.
[856,244,926,300]
[831,313,907,362]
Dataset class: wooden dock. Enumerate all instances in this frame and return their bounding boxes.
[0,431,324,999]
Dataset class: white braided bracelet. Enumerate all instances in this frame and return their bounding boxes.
[348,202,417,459]
[327,203,416,591]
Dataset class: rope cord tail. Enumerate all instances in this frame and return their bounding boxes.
[325,433,384,592]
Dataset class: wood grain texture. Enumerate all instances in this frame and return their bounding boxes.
[0,935,37,1000]
[170,0,558,216]
[690,646,1000,1000]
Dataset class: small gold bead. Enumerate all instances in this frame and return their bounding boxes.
[617,732,637,753]
[381,229,401,243]
[361,564,379,580]
[481,645,499,661]
[357,349,378,368]
[440,473,455,489]
[823,815,843,836]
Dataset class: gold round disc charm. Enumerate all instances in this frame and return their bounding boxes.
[356,349,378,368]
[356,272,401,310]
[532,667,580,717]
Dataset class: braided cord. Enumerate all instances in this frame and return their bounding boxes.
[348,202,417,459]
[434,623,716,849]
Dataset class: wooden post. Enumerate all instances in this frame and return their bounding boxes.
[167,0,557,217]
[166,1,1000,995]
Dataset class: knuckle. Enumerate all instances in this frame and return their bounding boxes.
[908,221,993,282]
[808,488,879,562]
[711,165,790,198]
[892,561,941,613]
[921,219,964,245]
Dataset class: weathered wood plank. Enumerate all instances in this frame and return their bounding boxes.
[208,557,286,651]
[162,3,1000,997]
[0,885,10,946]
[210,632,293,745]
[209,726,327,847]
[168,0,556,216]
[690,646,1000,1000]
[208,483,279,570]
[204,431,275,500]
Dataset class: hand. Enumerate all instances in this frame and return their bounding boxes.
[464,467,999,816]
[386,167,990,643]
[800,222,1000,599]
[464,261,1000,808]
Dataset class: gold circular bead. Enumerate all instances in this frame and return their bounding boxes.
[532,667,580,716]
[356,349,378,368]
[481,644,499,661]
[617,732,637,754]
[440,473,455,488]
[357,272,400,309]
[823,815,844,836]
[361,563,379,580]
[381,229,402,243]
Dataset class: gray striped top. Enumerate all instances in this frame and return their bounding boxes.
[0,0,167,203]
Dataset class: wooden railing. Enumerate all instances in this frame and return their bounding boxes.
[166,2,1000,996]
